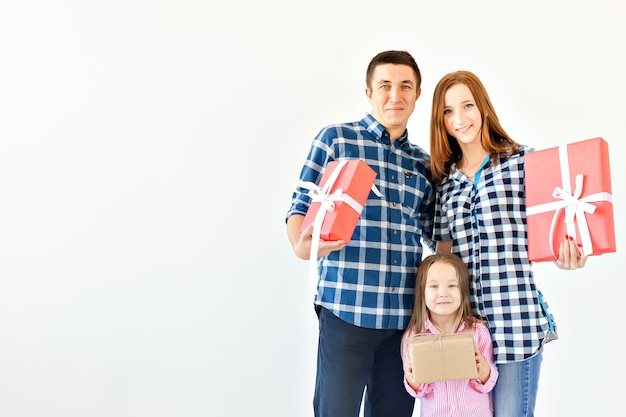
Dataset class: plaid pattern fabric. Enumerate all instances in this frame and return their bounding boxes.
[286,114,435,330]
[434,149,557,363]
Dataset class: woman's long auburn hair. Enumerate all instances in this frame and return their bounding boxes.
[429,70,523,184]
[404,253,483,337]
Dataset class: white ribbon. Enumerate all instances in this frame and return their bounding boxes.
[297,160,382,296]
[526,145,613,258]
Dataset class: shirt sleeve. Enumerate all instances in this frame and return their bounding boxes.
[418,181,436,252]
[433,183,452,242]
[469,323,499,393]
[285,126,336,221]
[403,375,434,398]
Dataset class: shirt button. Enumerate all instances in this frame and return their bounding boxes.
[393,230,397,235]
[391,287,396,293]
[391,174,395,180]
[392,202,397,207]
[393,259,398,264]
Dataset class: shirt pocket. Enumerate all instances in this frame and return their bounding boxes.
[398,170,426,218]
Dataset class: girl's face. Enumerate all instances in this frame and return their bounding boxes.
[424,261,462,320]
[443,83,483,147]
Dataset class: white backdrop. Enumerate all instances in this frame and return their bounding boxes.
[0,1,623,416]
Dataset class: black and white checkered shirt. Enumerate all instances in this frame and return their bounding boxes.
[434,148,557,363]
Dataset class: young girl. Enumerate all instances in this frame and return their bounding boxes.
[402,253,498,417]
[429,70,587,417]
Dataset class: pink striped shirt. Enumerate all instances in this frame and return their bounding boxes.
[401,318,498,417]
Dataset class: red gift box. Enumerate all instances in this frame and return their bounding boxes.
[525,137,615,262]
[299,159,377,244]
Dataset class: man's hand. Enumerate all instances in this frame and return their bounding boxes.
[287,216,346,260]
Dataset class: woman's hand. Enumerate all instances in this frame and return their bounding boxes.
[554,235,588,270]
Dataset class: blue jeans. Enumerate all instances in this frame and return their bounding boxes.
[313,307,415,417]
[492,351,543,417]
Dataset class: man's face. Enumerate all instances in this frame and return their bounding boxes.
[366,64,421,137]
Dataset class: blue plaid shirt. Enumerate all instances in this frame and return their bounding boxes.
[286,114,435,330]
[434,149,557,363]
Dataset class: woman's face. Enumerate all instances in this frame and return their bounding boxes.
[443,83,483,147]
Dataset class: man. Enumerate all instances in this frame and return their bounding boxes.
[286,50,434,417]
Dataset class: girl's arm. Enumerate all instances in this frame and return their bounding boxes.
[470,324,499,393]
[474,345,491,384]
[401,331,434,398]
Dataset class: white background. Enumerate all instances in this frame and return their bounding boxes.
[0,1,623,416]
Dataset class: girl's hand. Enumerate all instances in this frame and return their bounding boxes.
[403,355,416,388]
[474,345,490,384]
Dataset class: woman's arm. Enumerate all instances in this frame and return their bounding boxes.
[435,240,453,254]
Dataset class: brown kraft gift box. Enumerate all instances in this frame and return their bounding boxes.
[408,333,478,384]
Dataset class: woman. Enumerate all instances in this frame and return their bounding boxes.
[429,70,586,417]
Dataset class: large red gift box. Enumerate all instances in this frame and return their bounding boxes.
[525,137,615,262]
[300,159,377,244]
